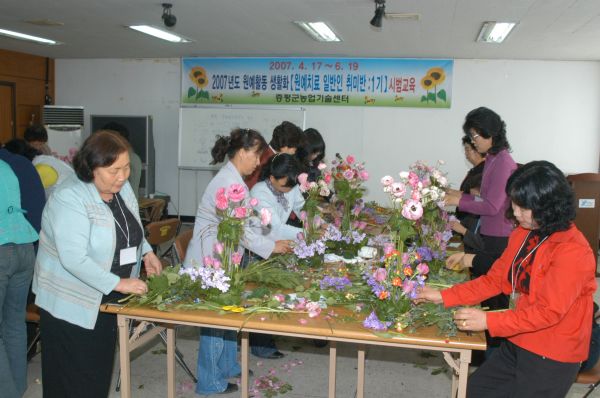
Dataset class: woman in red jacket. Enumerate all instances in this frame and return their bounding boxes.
[417,160,596,397]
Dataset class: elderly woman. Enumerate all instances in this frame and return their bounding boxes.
[33,130,162,397]
[184,128,292,395]
[417,161,597,397]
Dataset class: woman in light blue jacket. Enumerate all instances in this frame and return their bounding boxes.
[184,128,292,395]
[33,131,162,398]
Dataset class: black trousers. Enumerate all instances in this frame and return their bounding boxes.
[467,340,580,398]
[39,308,118,398]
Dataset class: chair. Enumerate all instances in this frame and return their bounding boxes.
[173,229,193,264]
[145,218,181,266]
[26,303,41,360]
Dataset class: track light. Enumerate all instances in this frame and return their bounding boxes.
[162,3,177,28]
[370,0,386,28]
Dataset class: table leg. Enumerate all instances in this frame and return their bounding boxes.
[456,350,472,398]
[117,315,131,398]
[356,345,365,398]
[167,327,176,398]
[241,331,249,398]
[328,341,337,398]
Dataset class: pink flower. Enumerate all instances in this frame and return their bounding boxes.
[233,206,247,219]
[402,199,424,221]
[203,256,214,267]
[212,259,222,269]
[306,302,322,318]
[227,184,246,202]
[324,173,332,184]
[273,294,286,303]
[214,242,224,255]
[343,169,354,180]
[260,208,272,225]
[383,243,394,256]
[346,155,355,164]
[359,170,369,181]
[317,162,327,170]
[297,173,310,192]
[391,182,406,198]
[380,175,394,186]
[402,279,417,295]
[231,251,243,265]
[373,267,387,282]
[416,263,429,275]
[296,231,305,240]
[299,211,307,221]
[313,215,323,227]
[216,196,228,211]
[249,197,259,207]
[408,172,419,187]
[298,318,308,325]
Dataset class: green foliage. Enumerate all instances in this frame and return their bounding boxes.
[437,89,447,102]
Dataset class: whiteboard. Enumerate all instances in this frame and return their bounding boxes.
[178,106,306,169]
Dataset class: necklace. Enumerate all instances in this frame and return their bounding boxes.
[510,231,549,302]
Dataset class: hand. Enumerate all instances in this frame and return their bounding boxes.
[413,285,444,304]
[446,252,466,270]
[273,240,293,254]
[449,220,467,235]
[143,251,162,276]
[454,308,487,332]
[115,278,148,295]
[444,191,461,207]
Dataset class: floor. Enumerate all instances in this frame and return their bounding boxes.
[22,316,600,398]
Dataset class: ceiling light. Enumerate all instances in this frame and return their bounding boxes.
[128,25,191,43]
[370,0,386,28]
[0,28,59,45]
[294,21,341,42]
[477,21,516,43]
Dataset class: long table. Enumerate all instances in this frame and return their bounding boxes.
[102,304,485,398]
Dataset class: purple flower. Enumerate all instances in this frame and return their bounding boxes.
[320,276,352,291]
[416,246,433,262]
[363,311,391,331]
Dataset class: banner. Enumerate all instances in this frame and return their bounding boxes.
[182,57,452,108]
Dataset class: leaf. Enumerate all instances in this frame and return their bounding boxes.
[427,92,437,103]
[187,87,196,98]
[421,95,427,102]
[437,89,447,102]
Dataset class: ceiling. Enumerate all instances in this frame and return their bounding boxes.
[1,0,600,61]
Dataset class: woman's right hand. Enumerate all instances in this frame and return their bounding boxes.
[115,278,148,295]
[449,220,467,235]
[273,240,293,254]
[446,252,466,270]
[413,286,444,304]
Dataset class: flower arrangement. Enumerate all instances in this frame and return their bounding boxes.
[329,153,369,232]
[362,243,430,331]
[298,167,330,241]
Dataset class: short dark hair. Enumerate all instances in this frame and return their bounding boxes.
[462,107,510,154]
[260,153,301,188]
[72,130,131,182]
[24,125,48,143]
[102,122,130,141]
[3,138,40,161]
[297,128,326,165]
[505,160,575,236]
[270,121,303,151]
[210,128,267,165]
[461,135,477,152]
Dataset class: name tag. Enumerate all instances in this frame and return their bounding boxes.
[120,246,137,266]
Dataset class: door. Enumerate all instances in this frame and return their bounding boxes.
[0,82,16,144]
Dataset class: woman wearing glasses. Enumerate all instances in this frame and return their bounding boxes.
[444,107,517,353]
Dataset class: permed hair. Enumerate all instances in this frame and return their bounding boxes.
[505,160,575,236]
[72,130,130,182]
[210,128,267,165]
[259,153,302,188]
[24,125,48,143]
[462,107,510,155]
[269,121,303,151]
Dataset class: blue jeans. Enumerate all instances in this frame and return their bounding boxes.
[196,328,240,394]
[0,243,35,397]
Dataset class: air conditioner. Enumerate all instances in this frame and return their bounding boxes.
[43,106,84,161]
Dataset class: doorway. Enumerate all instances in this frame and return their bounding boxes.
[0,81,16,145]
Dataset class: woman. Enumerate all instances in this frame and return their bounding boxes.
[296,127,326,182]
[184,128,292,395]
[450,136,486,254]
[417,161,597,397]
[251,153,305,241]
[0,160,39,398]
[33,130,162,397]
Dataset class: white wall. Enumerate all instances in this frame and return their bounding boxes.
[56,58,600,216]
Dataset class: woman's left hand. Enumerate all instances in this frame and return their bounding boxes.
[143,252,162,276]
[444,191,461,207]
[454,308,487,332]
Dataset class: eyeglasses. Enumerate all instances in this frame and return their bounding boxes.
[470,133,481,141]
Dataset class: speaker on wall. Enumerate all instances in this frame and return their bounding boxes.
[90,115,155,197]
